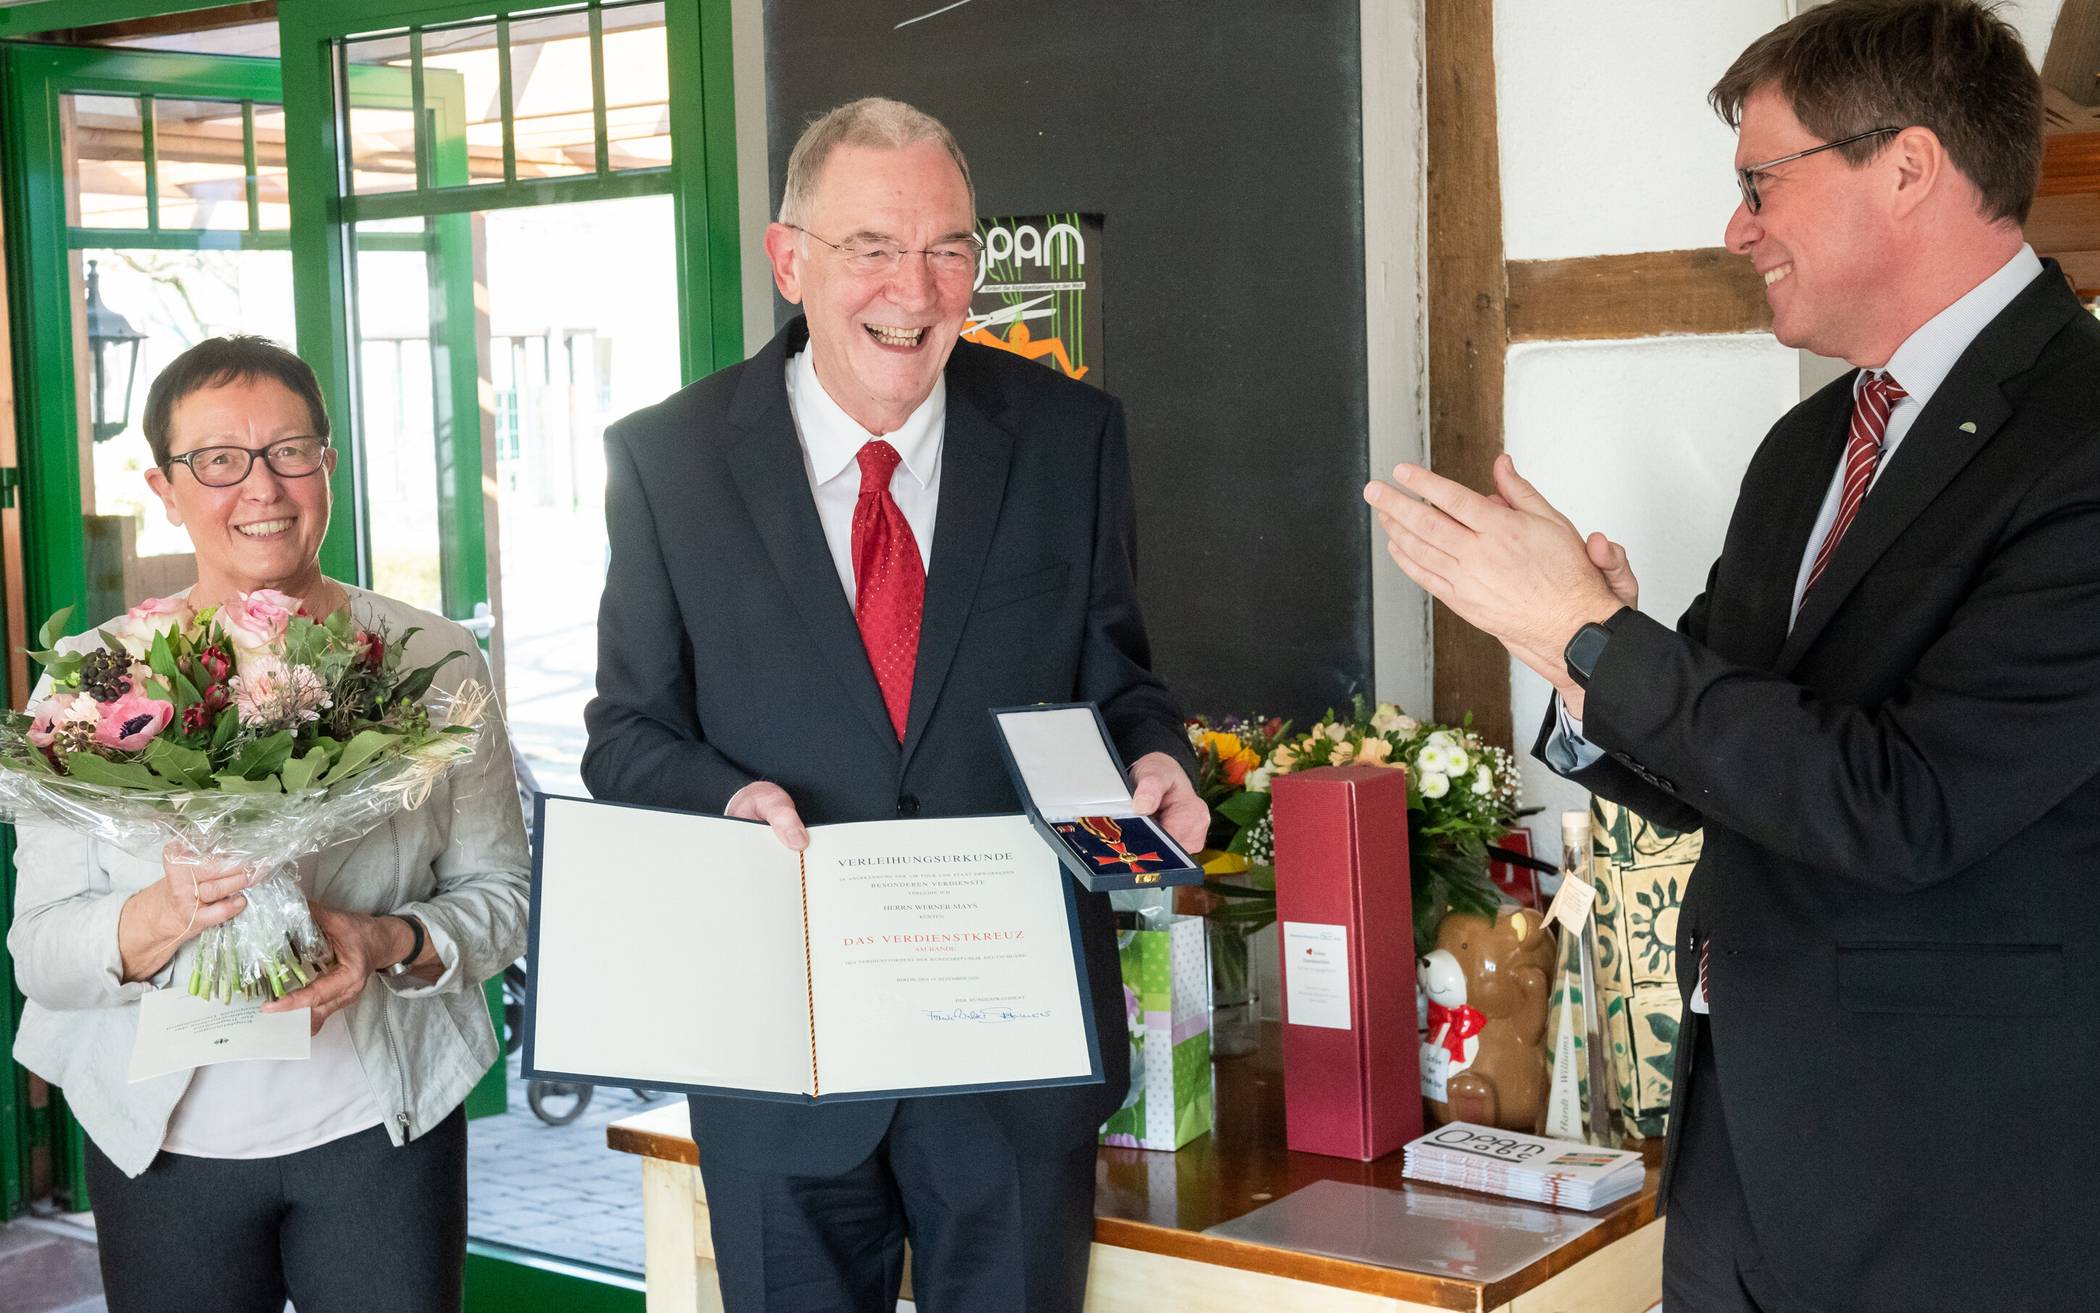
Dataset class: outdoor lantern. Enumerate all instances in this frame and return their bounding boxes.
[85,259,144,443]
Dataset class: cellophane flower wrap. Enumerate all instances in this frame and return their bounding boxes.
[0,589,483,1002]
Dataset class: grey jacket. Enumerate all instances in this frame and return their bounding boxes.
[7,588,531,1176]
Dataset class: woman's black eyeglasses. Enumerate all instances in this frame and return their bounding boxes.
[164,436,331,488]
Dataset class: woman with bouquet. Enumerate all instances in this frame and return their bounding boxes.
[5,336,529,1313]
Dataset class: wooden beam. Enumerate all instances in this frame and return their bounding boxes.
[2042,0,2100,108]
[2053,250,2100,297]
[1425,0,1512,750]
[2028,190,2100,253]
[1507,248,1771,341]
[50,2,276,46]
[2039,131,2100,197]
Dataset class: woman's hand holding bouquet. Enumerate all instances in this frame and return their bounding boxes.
[0,587,485,1005]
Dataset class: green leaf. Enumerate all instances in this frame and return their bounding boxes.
[60,754,158,790]
[213,773,283,795]
[1215,790,1271,827]
[392,650,466,707]
[144,738,213,790]
[36,606,75,652]
[209,706,241,756]
[279,746,330,793]
[323,728,399,783]
[227,729,294,780]
[148,629,179,680]
[164,660,203,711]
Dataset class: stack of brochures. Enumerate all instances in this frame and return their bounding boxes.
[1402,1123,1645,1211]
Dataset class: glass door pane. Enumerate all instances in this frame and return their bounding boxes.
[331,10,681,1272]
[345,191,681,1281]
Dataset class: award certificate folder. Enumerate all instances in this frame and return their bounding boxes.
[523,797,1103,1102]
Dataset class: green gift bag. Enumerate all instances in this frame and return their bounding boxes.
[1099,915,1214,1150]
[1588,797,1698,1140]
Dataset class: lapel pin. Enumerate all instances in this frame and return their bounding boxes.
[1959,421,1978,433]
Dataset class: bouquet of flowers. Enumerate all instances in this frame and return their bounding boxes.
[1192,698,1526,953]
[0,589,484,1002]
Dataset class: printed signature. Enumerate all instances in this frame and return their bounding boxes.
[923,1007,1052,1024]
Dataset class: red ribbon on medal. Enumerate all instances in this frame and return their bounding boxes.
[1076,815,1161,870]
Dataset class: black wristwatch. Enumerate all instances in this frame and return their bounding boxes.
[1562,607,1630,690]
[383,914,427,977]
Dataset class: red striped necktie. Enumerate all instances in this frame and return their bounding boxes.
[1803,371,1907,593]
[851,440,924,740]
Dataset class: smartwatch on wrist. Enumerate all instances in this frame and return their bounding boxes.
[383,914,426,977]
[1562,607,1631,690]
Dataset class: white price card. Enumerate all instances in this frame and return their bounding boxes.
[128,988,310,1084]
[1282,921,1352,1030]
[1420,1042,1451,1101]
[1546,872,1597,935]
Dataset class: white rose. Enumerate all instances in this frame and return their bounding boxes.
[1392,715,1419,734]
[1245,766,1274,793]
[106,596,197,659]
[1370,703,1403,732]
[1324,722,1350,743]
[1419,771,1450,799]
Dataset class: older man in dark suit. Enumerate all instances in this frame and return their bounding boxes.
[582,98,1203,1313]
[1367,4,2097,1311]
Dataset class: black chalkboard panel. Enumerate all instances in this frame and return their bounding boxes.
[765,0,1370,724]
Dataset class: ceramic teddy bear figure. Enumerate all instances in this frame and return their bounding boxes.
[1419,905,1555,1131]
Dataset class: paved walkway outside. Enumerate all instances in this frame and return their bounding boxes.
[0,1212,104,1313]
[466,1052,679,1273]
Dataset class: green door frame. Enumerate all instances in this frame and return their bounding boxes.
[0,3,742,1297]
[0,43,288,639]
[0,44,297,1215]
[280,0,744,577]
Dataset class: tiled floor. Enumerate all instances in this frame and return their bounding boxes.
[0,1212,106,1313]
[465,1051,680,1273]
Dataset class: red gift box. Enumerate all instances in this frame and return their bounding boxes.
[1270,764,1422,1160]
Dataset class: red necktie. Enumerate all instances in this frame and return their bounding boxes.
[1803,371,1907,592]
[851,440,924,740]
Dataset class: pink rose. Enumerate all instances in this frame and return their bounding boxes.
[106,595,196,658]
[217,589,300,673]
[92,689,173,751]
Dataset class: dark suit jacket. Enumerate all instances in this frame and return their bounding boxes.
[1539,265,2100,1313]
[581,317,1191,1177]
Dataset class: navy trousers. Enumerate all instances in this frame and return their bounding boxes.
[697,1093,1097,1313]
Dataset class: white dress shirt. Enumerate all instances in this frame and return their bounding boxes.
[784,346,944,601]
[725,350,947,815]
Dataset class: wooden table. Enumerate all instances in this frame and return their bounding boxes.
[608,1025,1664,1312]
